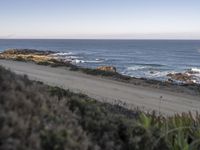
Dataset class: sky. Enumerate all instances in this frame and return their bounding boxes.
[0,0,200,39]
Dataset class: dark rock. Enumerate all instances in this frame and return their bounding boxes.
[167,73,194,84]
[3,49,54,55]
[150,71,154,74]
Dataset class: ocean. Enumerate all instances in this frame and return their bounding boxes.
[0,39,200,83]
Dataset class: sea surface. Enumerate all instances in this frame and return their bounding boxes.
[0,39,200,83]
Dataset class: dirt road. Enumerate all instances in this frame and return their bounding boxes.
[1,59,199,115]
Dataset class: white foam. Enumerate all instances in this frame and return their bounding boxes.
[67,56,80,59]
[51,52,73,56]
[191,68,200,73]
[147,71,173,78]
[71,59,85,64]
[127,66,149,71]
[192,76,200,84]
[85,60,103,63]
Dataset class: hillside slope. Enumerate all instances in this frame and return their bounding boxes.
[1,66,200,150]
[1,60,200,116]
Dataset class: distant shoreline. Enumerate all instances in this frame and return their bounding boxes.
[0,48,200,96]
[0,41,200,85]
[1,39,200,40]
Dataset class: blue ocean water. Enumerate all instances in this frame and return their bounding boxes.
[0,39,200,81]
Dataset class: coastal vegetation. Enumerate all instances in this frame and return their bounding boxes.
[0,49,60,65]
[1,65,200,150]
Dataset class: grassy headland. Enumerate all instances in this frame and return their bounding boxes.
[1,65,200,150]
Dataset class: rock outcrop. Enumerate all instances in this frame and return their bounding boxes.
[167,73,195,84]
[97,66,117,72]
[0,49,66,66]
[2,49,54,55]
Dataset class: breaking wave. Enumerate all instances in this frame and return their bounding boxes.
[127,66,149,71]
[191,68,200,73]
[51,52,74,56]
[51,52,104,64]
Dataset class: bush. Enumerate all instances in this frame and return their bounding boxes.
[81,68,116,76]
[1,66,200,150]
[36,61,51,66]
[0,66,90,150]
[14,56,26,61]
[40,129,68,150]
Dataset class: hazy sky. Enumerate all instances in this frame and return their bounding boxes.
[0,0,200,39]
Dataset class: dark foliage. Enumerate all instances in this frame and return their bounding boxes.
[1,66,200,150]
[14,56,27,62]
[36,61,51,66]
[0,66,90,150]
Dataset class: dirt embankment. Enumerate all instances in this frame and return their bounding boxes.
[0,59,200,116]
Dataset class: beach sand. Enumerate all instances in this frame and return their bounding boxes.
[0,59,199,116]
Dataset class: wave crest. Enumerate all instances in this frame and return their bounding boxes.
[191,68,200,73]
[51,52,73,56]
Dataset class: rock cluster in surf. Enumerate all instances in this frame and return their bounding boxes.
[167,69,200,84]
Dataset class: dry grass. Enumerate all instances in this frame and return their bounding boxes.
[0,53,53,63]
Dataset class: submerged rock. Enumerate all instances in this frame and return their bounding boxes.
[97,66,117,72]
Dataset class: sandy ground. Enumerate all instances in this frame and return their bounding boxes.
[0,59,200,116]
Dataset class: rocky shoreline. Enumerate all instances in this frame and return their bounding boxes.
[167,70,200,84]
[1,48,200,95]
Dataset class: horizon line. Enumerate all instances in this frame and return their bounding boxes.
[0,38,200,40]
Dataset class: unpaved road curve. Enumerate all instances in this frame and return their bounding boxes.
[1,59,200,115]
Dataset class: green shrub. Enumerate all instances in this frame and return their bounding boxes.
[1,66,200,150]
[36,61,51,66]
[14,56,26,61]
[40,129,68,150]
[81,68,116,76]
[0,66,90,150]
